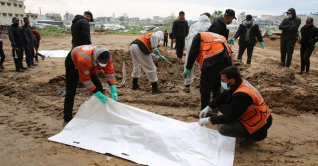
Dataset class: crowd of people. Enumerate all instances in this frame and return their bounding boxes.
[1,8,317,148]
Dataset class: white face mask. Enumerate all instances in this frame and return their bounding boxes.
[97,61,107,67]
[221,81,230,90]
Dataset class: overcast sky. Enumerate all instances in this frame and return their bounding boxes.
[24,0,318,20]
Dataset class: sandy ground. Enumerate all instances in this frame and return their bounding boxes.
[0,33,318,166]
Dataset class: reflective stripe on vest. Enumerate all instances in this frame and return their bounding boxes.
[234,80,271,134]
[138,32,155,53]
[196,32,233,68]
[82,80,95,90]
[105,73,116,81]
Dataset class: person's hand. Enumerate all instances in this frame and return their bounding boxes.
[199,106,211,118]
[182,69,191,79]
[173,39,176,42]
[159,56,167,62]
[153,48,160,56]
[227,38,236,44]
[198,117,210,126]
[260,42,265,49]
[94,91,108,104]
[109,85,118,101]
[13,47,17,50]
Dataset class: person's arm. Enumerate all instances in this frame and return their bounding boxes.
[102,57,116,85]
[172,21,177,39]
[209,22,222,34]
[210,93,253,125]
[208,90,229,109]
[313,27,318,44]
[279,19,290,30]
[80,20,92,44]
[21,27,28,47]
[185,21,189,37]
[233,25,242,39]
[255,25,264,42]
[7,27,17,47]
[285,18,301,32]
[77,60,97,92]
[186,33,201,69]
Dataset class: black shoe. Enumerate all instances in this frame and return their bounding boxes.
[62,117,73,127]
[152,88,165,94]
[32,64,38,66]
[238,138,255,148]
[16,68,25,72]
[28,66,35,68]
[0,64,4,70]
[132,83,140,90]
[21,67,28,70]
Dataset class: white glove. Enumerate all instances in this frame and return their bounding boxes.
[199,106,211,119]
[198,118,210,126]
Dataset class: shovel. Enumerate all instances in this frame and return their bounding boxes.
[158,54,177,73]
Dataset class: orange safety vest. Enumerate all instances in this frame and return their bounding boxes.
[138,32,155,53]
[196,32,233,68]
[71,45,116,92]
[234,80,271,134]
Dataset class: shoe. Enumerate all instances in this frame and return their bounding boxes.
[16,68,25,72]
[42,56,45,60]
[152,88,165,94]
[238,138,255,148]
[32,64,38,66]
[62,118,73,127]
[183,86,190,93]
[132,83,140,90]
[0,64,4,70]
[303,72,309,76]
[28,66,34,68]
[297,71,303,75]
[21,67,28,70]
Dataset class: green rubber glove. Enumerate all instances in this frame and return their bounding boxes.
[94,91,108,104]
[159,56,167,62]
[109,85,118,101]
[182,69,191,79]
[227,38,236,44]
[260,42,264,49]
[153,48,160,56]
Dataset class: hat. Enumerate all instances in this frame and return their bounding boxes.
[306,18,313,23]
[97,51,110,63]
[12,17,19,21]
[202,12,211,18]
[225,9,237,20]
[84,11,94,22]
[179,11,185,15]
[246,15,252,21]
[285,10,292,14]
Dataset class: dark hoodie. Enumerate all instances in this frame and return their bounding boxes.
[279,8,301,40]
[71,15,91,46]
[172,17,189,39]
[234,20,263,46]
[209,16,229,39]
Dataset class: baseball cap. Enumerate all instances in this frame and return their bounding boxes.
[246,15,252,21]
[12,17,19,21]
[84,11,94,22]
[306,18,313,23]
[225,9,237,20]
[179,11,185,15]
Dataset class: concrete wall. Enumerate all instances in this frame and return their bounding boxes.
[0,0,25,24]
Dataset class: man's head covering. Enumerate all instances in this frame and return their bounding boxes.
[306,18,314,23]
[84,11,94,22]
[179,11,185,15]
[224,9,237,20]
[246,15,252,21]
[97,51,110,63]
[93,46,110,66]
[12,17,19,21]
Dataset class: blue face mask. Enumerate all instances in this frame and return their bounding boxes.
[246,21,251,24]
[221,81,230,90]
[287,14,292,19]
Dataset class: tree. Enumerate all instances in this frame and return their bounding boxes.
[119,16,125,22]
[54,16,62,21]
[210,10,223,23]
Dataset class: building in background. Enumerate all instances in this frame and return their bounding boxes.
[45,12,62,21]
[0,0,25,24]
[25,12,38,21]
[64,11,74,22]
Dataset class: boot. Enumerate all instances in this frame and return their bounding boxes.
[16,68,25,72]
[151,82,165,94]
[21,66,28,70]
[239,137,255,148]
[246,59,251,64]
[132,78,140,90]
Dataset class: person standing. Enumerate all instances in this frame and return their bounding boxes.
[298,18,318,75]
[172,11,189,60]
[8,17,27,72]
[21,17,37,68]
[63,45,118,126]
[183,13,211,93]
[230,14,264,64]
[130,31,167,94]
[163,30,168,47]
[169,32,174,49]
[279,8,301,68]
[71,11,93,49]
[0,34,5,70]
[209,9,236,41]
[31,26,45,61]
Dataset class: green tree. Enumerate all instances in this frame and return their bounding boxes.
[210,10,223,22]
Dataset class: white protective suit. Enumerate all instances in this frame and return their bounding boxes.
[184,15,211,85]
[130,31,164,83]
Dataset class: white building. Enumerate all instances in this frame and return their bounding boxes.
[0,0,25,24]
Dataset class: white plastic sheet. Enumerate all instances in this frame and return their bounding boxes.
[38,50,69,58]
[49,97,235,166]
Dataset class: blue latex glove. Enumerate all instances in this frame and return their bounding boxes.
[109,85,118,101]
[260,42,264,49]
[182,69,191,79]
[89,43,93,45]
[94,91,108,104]
[159,56,167,62]
[153,48,160,56]
[199,106,211,118]
[227,38,236,44]
[198,117,210,126]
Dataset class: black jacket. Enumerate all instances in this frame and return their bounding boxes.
[208,79,273,141]
[209,17,229,39]
[8,24,24,47]
[169,32,173,39]
[186,33,233,73]
[279,8,301,41]
[300,25,318,46]
[234,21,263,46]
[172,19,189,39]
[71,15,91,46]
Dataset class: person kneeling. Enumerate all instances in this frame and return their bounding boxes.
[198,66,272,148]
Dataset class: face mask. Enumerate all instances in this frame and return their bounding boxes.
[246,21,251,24]
[287,14,292,19]
[221,81,230,90]
[97,61,107,67]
